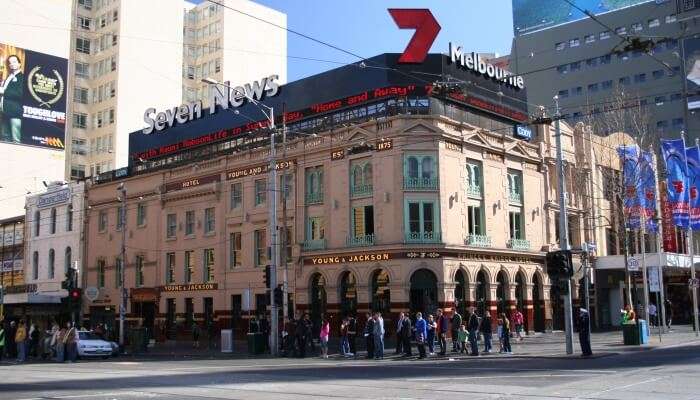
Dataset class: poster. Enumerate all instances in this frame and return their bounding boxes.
[0,42,67,149]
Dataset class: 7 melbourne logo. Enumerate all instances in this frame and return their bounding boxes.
[388,9,441,64]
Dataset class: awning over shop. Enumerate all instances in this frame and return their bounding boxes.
[594,253,700,270]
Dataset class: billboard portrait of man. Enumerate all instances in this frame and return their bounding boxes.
[0,53,25,143]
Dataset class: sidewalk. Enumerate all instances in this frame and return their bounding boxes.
[124,325,700,361]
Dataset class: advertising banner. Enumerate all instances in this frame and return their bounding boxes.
[684,37,700,110]
[639,151,658,233]
[618,145,641,229]
[660,181,678,252]
[686,145,700,230]
[661,139,690,228]
[0,42,67,149]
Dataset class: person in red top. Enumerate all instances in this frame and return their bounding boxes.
[513,309,524,341]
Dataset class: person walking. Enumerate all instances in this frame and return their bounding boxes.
[436,309,448,356]
[364,312,374,359]
[340,317,350,357]
[500,313,512,354]
[297,313,311,358]
[191,322,201,348]
[451,310,462,352]
[64,322,78,363]
[665,299,673,330]
[467,307,480,356]
[395,312,405,355]
[372,312,384,360]
[0,323,5,361]
[29,323,40,358]
[54,324,66,362]
[426,314,436,356]
[480,311,493,353]
[319,315,330,359]
[513,309,524,341]
[401,313,412,357]
[578,309,593,357]
[15,320,27,363]
[414,312,427,359]
[6,321,16,359]
[457,324,468,354]
[347,314,357,358]
[497,318,505,353]
[648,303,658,327]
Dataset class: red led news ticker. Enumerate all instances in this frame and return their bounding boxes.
[134,84,525,160]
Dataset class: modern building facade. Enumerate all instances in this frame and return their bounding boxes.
[511,0,700,139]
[0,216,26,319]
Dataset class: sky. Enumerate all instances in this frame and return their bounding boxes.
[199,0,515,81]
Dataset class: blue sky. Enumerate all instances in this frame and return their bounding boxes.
[199,1,515,81]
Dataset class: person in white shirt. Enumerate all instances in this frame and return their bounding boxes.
[649,303,658,327]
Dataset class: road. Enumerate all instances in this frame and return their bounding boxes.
[1,342,699,400]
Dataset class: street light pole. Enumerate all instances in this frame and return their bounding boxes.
[202,78,279,355]
[118,183,127,349]
[554,96,575,355]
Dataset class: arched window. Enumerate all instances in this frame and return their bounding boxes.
[421,157,434,179]
[32,251,39,280]
[454,270,467,316]
[363,163,373,185]
[339,271,357,317]
[65,246,72,274]
[48,249,55,279]
[407,156,419,178]
[34,211,40,236]
[352,165,363,187]
[50,208,57,234]
[370,269,391,315]
[476,270,488,317]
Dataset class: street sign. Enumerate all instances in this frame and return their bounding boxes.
[690,278,699,288]
[628,257,640,271]
[648,266,661,292]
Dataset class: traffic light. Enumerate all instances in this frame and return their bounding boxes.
[69,288,82,301]
[264,265,271,289]
[546,250,574,277]
[62,269,76,291]
[273,285,283,306]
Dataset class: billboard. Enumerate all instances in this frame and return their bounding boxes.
[0,42,67,149]
[513,0,652,35]
[685,37,700,110]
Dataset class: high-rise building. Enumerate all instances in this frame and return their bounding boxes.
[182,0,287,108]
[511,0,700,137]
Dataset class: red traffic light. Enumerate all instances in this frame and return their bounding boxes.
[70,289,81,299]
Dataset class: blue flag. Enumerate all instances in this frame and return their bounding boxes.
[686,146,700,230]
[639,151,658,233]
[661,139,689,228]
[618,145,641,229]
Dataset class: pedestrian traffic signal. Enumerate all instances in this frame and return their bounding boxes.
[273,285,283,306]
[264,265,271,289]
[546,250,574,277]
[70,288,81,300]
[61,269,76,291]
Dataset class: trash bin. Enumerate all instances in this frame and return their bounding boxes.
[129,327,147,353]
[247,332,265,354]
[638,319,649,344]
[622,323,640,345]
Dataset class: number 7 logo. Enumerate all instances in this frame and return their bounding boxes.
[388,9,441,64]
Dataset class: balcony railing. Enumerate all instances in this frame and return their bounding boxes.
[350,184,373,198]
[403,176,438,190]
[507,238,531,251]
[305,191,324,205]
[508,190,523,204]
[346,234,375,247]
[405,231,441,244]
[466,184,482,198]
[465,234,492,248]
[303,239,327,251]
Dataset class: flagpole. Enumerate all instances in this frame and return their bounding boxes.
[640,152,650,324]
[651,146,667,335]
[692,138,700,336]
[620,146,634,308]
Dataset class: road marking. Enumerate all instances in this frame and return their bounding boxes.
[580,377,663,398]
[406,373,605,381]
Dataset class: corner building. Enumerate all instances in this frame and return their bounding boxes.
[84,53,558,340]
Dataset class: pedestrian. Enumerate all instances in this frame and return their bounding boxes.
[64,322,78,363]
[191,322,201,348]
[364,312,374,359]
[340,316,350,357]
[283,316,296,357]
[578,308,592,357]
[54,324,66,362]
[427,314,436,355]
[319,314,330,359]
[347,314,357,358]
[260,315,270,353]
[414,312,427,359]
[29,323,40,358]
[395,312,405,354]
[372,312,384,360]
[513,309,524,341]
[500,313,512,354]
[497,318,504,353]
[451,309,462,352]
[458,324,468,353]
[480,311,493,353]
[297,313,310,358]
[0,322,5,361]
[6,321,16,359]
[15,319,27,363]
[665,299,673,330]
[648,303,657,327]
[401,313,412,356]
[467,307,480,356]
[436,309,448,356]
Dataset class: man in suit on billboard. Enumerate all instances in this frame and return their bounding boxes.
[0,54,24,143]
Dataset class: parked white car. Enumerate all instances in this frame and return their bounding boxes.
[77,331,113,358]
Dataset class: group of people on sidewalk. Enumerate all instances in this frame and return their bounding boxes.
[0,320,81,363]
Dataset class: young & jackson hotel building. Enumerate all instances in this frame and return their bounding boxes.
[82,51,562,341]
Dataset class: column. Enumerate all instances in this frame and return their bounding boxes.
[543,284,553,332]
[524,283,534,335]
[489,285,498,332]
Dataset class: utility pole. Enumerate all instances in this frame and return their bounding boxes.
[118,183,127,349]
[267,109,279,356]
[554,96,574,355]
[691,138,700,337]
[281,106,289,322]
